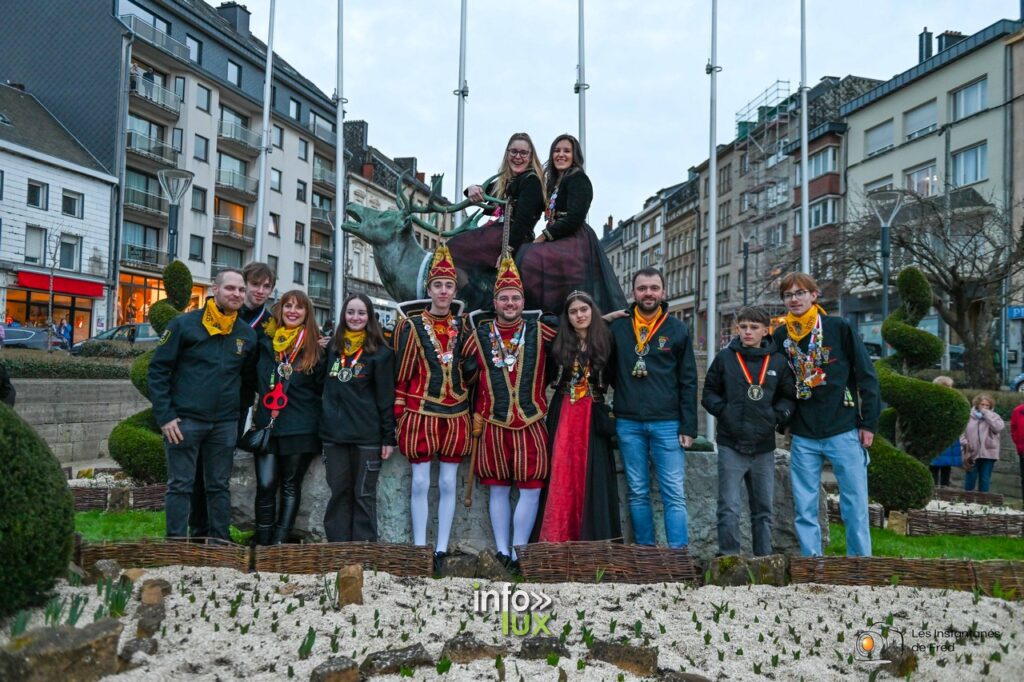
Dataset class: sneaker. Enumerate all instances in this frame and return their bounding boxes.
[433,551,448,577]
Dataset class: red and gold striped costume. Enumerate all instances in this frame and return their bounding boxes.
[393,310,471,463]
[465,317,556,488]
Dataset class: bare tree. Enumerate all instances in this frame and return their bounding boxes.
[833,188,1023,388]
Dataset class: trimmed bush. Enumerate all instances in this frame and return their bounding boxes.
[130,349,155,400]
[958,389,1023,423]
[0,402,75,616]
[108,408,166,484]
[1,350,130,379]
[76,340,151,359]
[163,260,193,311]
[868,435,934,512]
[148,299,180,336]
[877,407,897,443]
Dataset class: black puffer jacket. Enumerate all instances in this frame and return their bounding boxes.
[701,336,797,455]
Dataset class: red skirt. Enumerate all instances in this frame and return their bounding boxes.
[397,411,471,463]
[538,396,592,542]
[475,419,548,488]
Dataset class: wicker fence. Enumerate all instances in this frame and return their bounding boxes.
[254,543,432,577]
[517,541,698,584]
[79,538,250,573]
[826,498,885,528]
[932,487,1005,506]
[71,484,167,511]
[906,510,1024,537]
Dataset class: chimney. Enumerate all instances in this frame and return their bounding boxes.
[604,216,613,238]
[216,3,251,36]
[361,163,374,181]
[918,27,933,63]
[344,120,368,152]
[936,30,967,53]
[415,172,425,183]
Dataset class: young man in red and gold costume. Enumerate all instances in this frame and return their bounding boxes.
[393,243,471,573]
[464,253,556,569]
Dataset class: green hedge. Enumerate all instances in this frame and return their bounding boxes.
[130,350,154,400]
[0,402,75,616]
[108,408,165,484]
[1,349,131,379]
[148,299,180,336]
[958,389,1023,423]
[76,340,151,359]
[868,435,934,513]
[163,260,192,312]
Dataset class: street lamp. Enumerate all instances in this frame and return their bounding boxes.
[867,189,906,357]
[158,169,194,260]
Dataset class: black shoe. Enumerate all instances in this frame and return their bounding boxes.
[433,551,448,577]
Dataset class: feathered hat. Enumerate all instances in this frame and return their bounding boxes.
[426,242,458,284]
[494,249,523,294]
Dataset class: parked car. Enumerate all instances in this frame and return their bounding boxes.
[70,323,160,354]
[1,326,68,351]
[1011,372,1024,393]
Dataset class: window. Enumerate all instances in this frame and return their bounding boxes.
[298,139,309,161]
[766,222,786,247]
[289,98,301,120]
[118,0,169,33]
[296,180,307,202]
[189,235,204,261]
[905,163,938,196]
[293,262,304,284]
[271,169,282,192]
[212,243,243,269]
[718,164,732,193]
[796,147,838,183]
[62,190,84,218]
[227,60,241,87]
[865,176,894,193]
[952,78,987,120]
[903,100,937,140]
[24,226,45,264]
[27,180,48,209]
[294,221,305,244]
[171,127,183,152]
[269,212,280,235]
[953,143,988,186]
[740,192,752,212]
[739,153,749,176]
[267,255,278,275]
[865,120,894,156]
[59,234,80,270]
[796,197,837,231]
[196,84,211,112]
[765,180,789,208]
[272,125,283,148]
[173,76,185,101]
[194,134,209,162]
[186,35,202,63]
[191,186,207,212]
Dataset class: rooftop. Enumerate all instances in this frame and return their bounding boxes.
[0,84,107,173]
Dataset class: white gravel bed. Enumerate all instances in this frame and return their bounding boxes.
[924,499,1024,516]
[3,566,1023,681]
[66,472,134,489]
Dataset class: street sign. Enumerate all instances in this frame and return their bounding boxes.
[1008,306,1024,320]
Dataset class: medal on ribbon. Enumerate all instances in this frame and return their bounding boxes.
[631,309,667,378]
[736,352,770,402]
[337,347,363,382]
[275,328,305,380]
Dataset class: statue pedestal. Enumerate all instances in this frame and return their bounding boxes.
[230,448,827,562]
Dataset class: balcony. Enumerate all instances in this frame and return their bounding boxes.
[312,166,336,190]
[126,131,178,167]
[215,168,259,201]
[311,206,333,227]
[305,119,337,146]
[309,245,333,266]
[212,215,256,244]
[217,120,261,156]
[120,242,167,271]
[211,261,243,278]
[308,285,332,304]
[124,187,168,217]
[129,76,181,119]
[121,15,189,61]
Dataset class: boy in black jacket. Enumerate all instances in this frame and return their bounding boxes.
[702,306,796,556]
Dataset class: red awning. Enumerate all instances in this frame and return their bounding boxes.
[17,272,105,298]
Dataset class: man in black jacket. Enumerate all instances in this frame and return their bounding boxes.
[702,306,796,556]
[610,267,698,548]
[149,268,257,541]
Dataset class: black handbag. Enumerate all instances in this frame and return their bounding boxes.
[238,379,290,455]
[593,400,617,438]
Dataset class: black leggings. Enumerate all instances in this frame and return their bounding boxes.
[254,448,315,544]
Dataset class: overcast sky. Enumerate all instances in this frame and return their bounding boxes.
[239,0,1020,229]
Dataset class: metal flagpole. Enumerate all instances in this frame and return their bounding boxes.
[254,0,276,262]
[705,0,720,441]
[576,0,588,158]
[333,0,347,318]
[799,0,810,273]
[453,0,468,227]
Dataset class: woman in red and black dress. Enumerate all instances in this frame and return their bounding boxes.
[538,291,622,542]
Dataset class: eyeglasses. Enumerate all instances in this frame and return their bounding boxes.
[782,289,811,301]
[507,149,531,158]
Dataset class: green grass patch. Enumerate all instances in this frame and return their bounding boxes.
[75,510,165,542]
[825,522,1024,560]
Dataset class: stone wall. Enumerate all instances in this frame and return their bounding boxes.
[10,379,148,464]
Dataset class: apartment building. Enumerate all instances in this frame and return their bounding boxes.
[662,176,699,328]
[0,84,119,342]
[0,0,449,330]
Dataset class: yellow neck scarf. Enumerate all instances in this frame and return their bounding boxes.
[201,299,237,336]
[272,324,303,353]
[343,330,366,356]
[786,304,827,342]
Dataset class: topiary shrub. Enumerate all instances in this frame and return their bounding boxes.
[0,402,75,616]
[108,408,166,484]
[162,260,193,311]
[867,435,933,512]
[130,349,155,400]
[148,299,180,336]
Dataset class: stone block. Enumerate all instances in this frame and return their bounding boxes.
[117,637,157,670]
[140,578,171,604]
[119,568,146,585]
[438,553,478,578]
[135,603,165,639]
[589,640,658,677]
[309,656,359,682]
[359,644,432,676]
[887,511,908,536]
[1,618,122,682]
[441,632,508,664]
[336,564,363,607]
[517,636,568,660]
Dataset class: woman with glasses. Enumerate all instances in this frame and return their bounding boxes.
[515,134,626,314]
[447,133,546,308]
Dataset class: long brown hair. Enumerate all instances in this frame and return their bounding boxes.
[551,291,611,376]
[270,289,322,372]
[544,133,585,195]
[332,293,385,355]
[493,132,547,205]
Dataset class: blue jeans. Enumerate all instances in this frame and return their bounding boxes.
[616,418,688,548]
[964,459,995,492]
[164,418,238,540]
[790,430,871,557]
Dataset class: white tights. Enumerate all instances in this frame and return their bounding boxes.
[488,486,541,561]
[410,460,459,553]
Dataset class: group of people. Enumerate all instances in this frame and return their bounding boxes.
[149,131,972,566]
